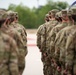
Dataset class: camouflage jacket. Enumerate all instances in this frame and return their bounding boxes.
[55,24,75,62]
[46,20,58,48]
[65,27,76,74]
[11,22,28,56]
[1,24,25,74]
[49,22,68,59]
[37,24,46,51]
[0,31,19,75]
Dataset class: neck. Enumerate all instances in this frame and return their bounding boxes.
[62,20,68,23]
[51,18,55,20]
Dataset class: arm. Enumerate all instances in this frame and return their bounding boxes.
[65,34,74,75]
[36,25,43,50]
[9,38,19,75]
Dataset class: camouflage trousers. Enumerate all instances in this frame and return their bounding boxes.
[55,70,61,75]
[18,52,25,75]
[43,62,53,75]
[73,64,76,75]
[0,65,9,75]
[41,52,53,75]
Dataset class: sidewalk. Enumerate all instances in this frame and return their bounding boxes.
[22,33,43,75]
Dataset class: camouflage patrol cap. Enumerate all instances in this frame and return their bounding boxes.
[61,9,67,14]
[67,9,73,16]
[52,9,59,12]
[71,8,76,15]
[45,14,49,18]
[51,9,59,15]
[61,9,67,17]
[0,10,7,20]
[7,10,15,18]
[7,10,18,18]
[48,10,51,15]
[55,11,61,17]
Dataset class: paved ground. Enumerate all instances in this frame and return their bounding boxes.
[22,33,43,75]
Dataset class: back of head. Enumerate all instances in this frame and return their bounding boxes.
[0,10,8,27]
[0,10,7,20]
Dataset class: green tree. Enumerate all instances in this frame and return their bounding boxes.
[8,1,69,29]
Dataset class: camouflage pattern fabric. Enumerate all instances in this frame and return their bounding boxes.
[1,24,25,74]
[65,28,76,75]
[37,23,47,75]
[0,31,19,75]
[12,22,28,74]
[45,20,59,75]
[55,24,75,75]
[49,22,68,75]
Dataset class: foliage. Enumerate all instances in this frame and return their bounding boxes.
[8,1,69,29]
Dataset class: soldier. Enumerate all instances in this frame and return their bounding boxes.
[37,9,59,75]
[48,9,70,75]
[37,13,50,75]
[12,11,28,74]
[45,9,59,75]
[7,11,28,74]
[65,29,76,75]
[63,8,76,75]
[0,9,19,75]
[0,10,25,75]
[7,11,27,56]
[54,9,74,75]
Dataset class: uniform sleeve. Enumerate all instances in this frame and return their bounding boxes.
[49,27,55,40]
[54,27,64,62]
[21,26,28,56]
[15,31,25,47]
[54,31,62,61]
[36,25,43,49]
[57,31,65,46]
[65,34,74,74]
[9,38,19,75]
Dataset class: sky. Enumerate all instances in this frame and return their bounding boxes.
[0,0,76,9]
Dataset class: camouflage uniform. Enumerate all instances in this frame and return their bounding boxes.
[1,11,25,75]
[65,27,76,75]
[49,10,69,75]
[12,22,28,74]
[55,8,76,75]
[0,31,19,75]
[45,9,59,75]
[37,24,47,75]
[65,8,76,75]
[37,9,59,75]
[7,11,28,74]
[0,11,19,75]
[45,20,58,75]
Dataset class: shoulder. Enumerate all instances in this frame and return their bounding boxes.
[37,24,44,34]
[54,23,62,28]
[1,32,16,44]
